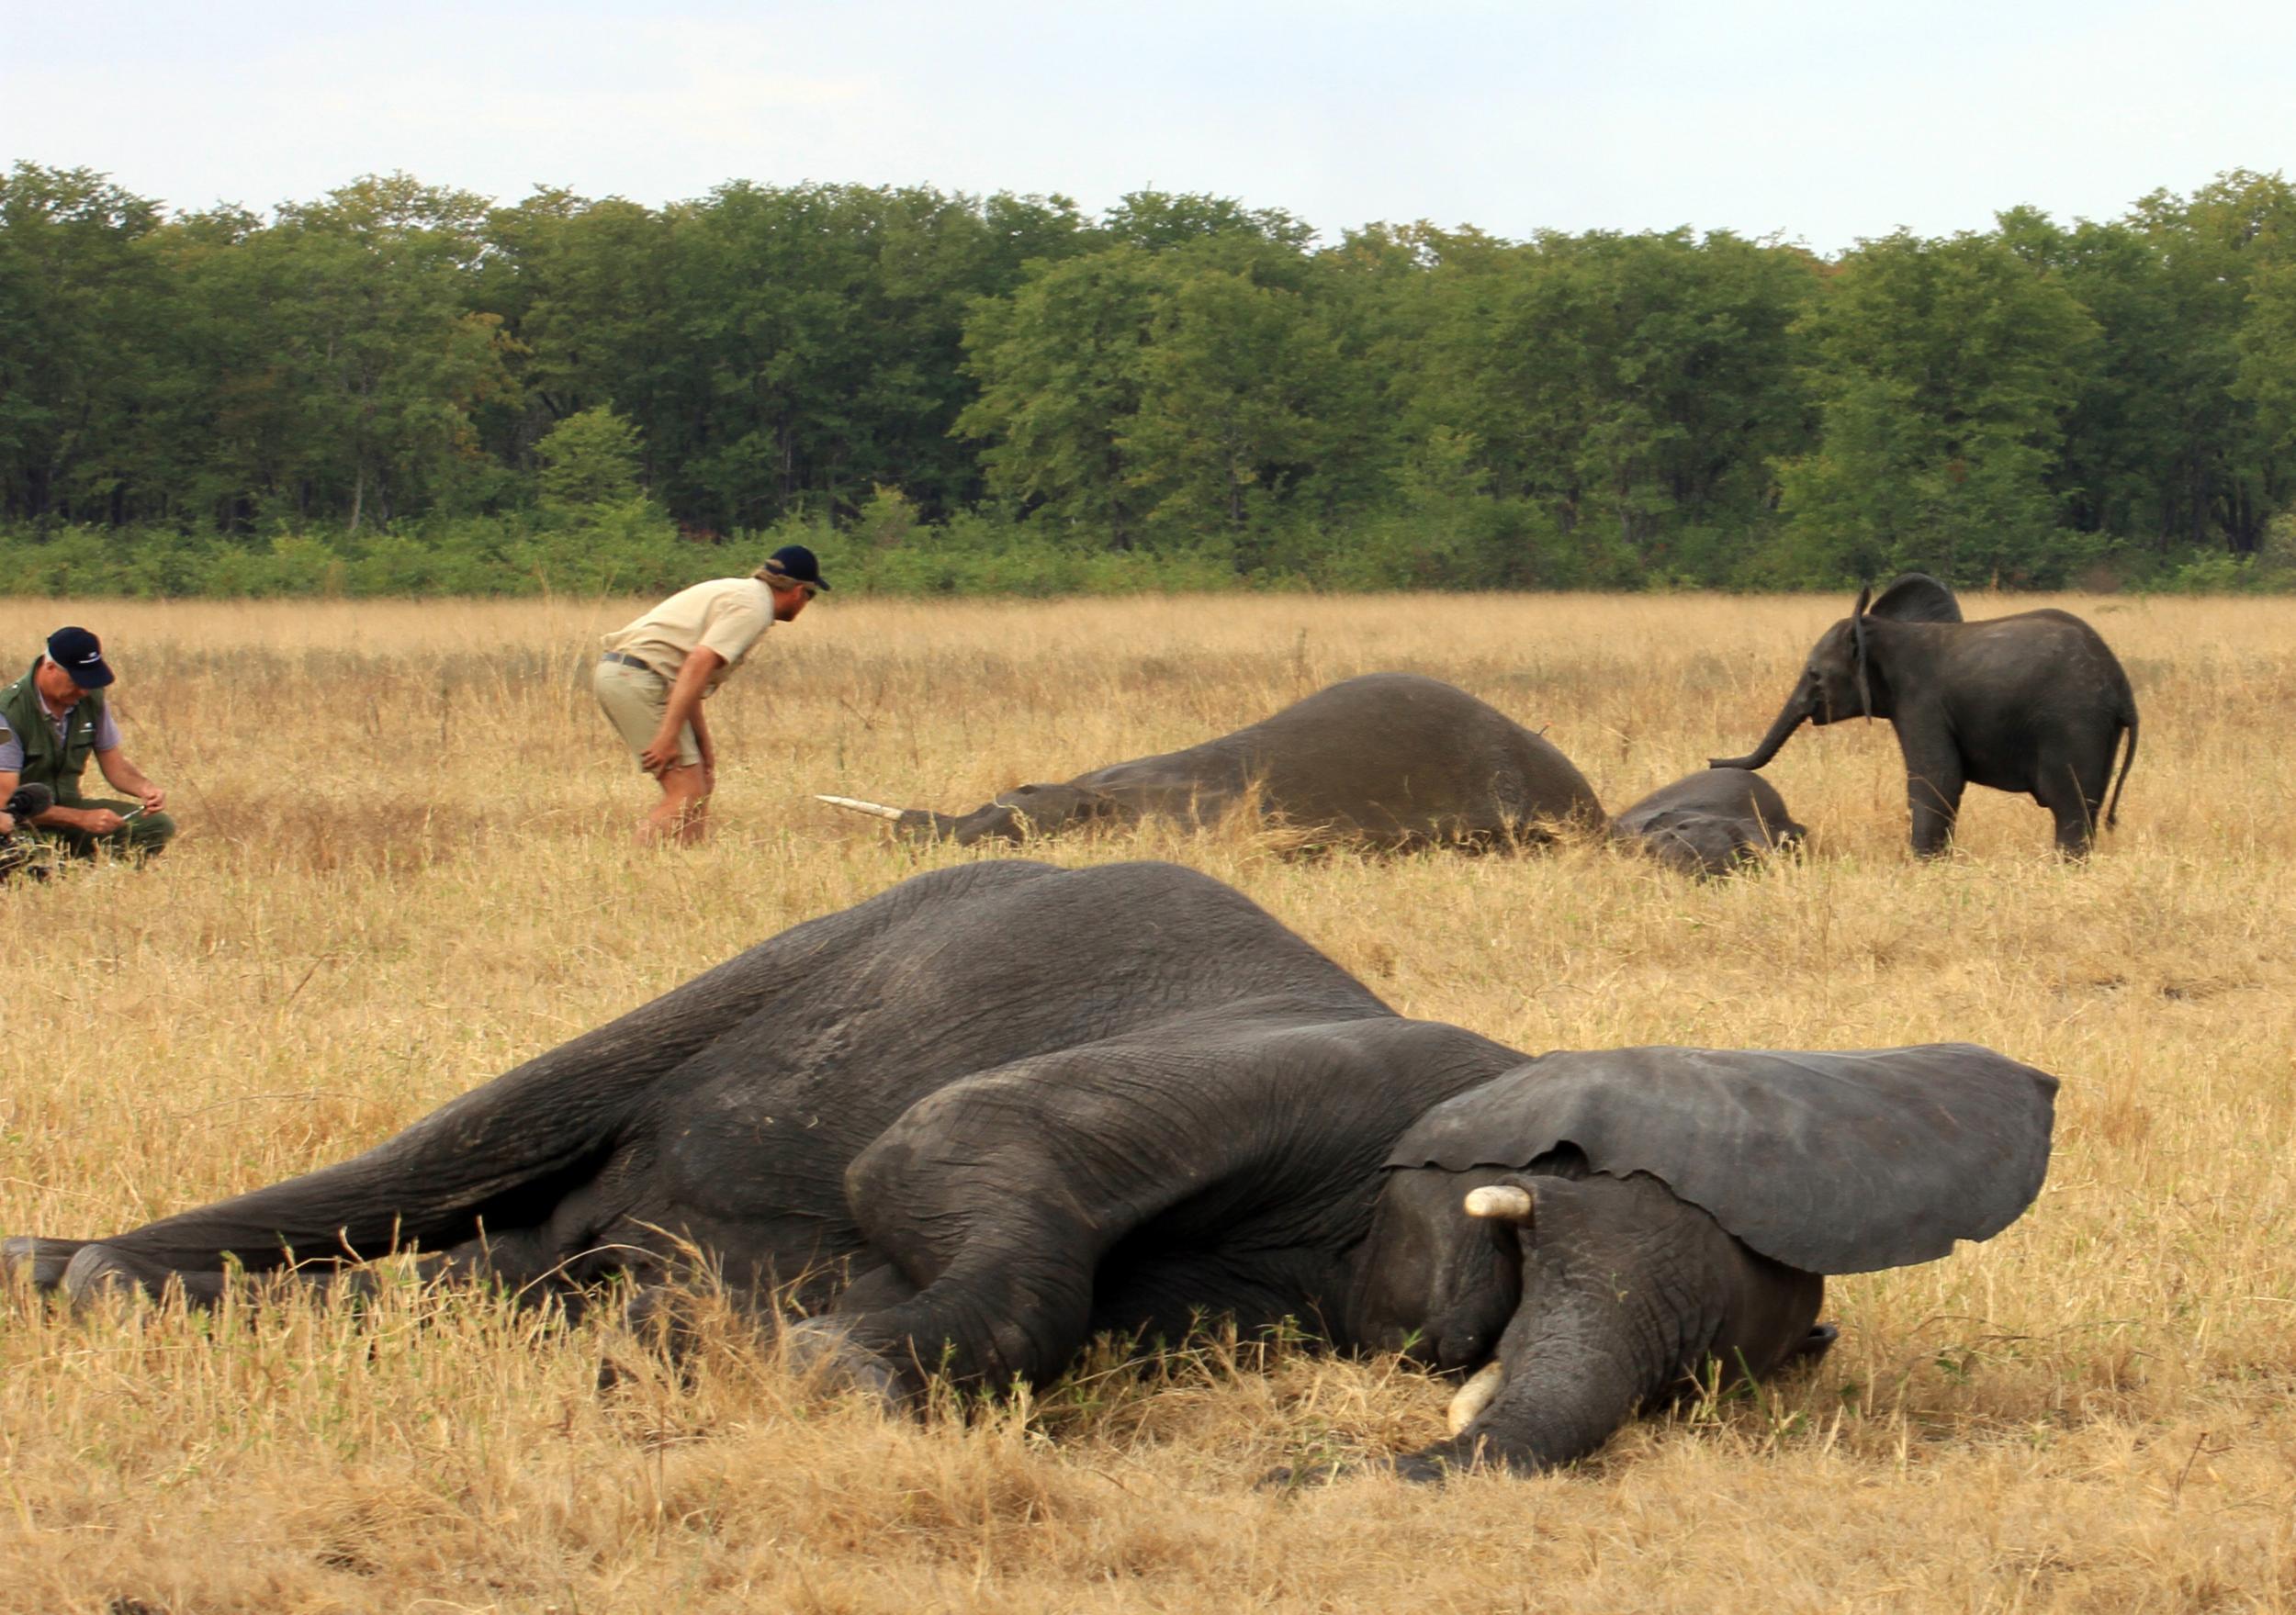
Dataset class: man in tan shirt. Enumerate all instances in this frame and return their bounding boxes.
[596,544,828,845]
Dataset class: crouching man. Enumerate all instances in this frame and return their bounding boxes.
[0,626,176,862]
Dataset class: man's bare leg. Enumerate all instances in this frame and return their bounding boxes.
[641,763,712,847]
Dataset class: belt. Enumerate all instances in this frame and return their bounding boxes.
[600,650,658,673]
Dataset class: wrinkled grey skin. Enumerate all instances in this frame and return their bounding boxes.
[868,672,1604,849]
[1712,575,2138,857]
[1353,1167,1828,1480]
[4,861,2056,1482]
[1608,768,1807,878]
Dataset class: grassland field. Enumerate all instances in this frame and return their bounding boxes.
[0,590,2292,1614]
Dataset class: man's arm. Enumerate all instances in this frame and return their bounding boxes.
[95,746,165,813]
[1,759,121,835]
[690,701,716,786]
[639,649,725,776]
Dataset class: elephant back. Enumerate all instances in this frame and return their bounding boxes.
[1866,574,1964,624]
[1235,673,1602,843]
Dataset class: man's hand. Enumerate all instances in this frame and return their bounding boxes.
[638,731,682,778]
[79,807,127,836]
[0,812,14,836]
[138,785,166,813]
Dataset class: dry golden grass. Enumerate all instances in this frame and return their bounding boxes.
[2,589,2293,1614]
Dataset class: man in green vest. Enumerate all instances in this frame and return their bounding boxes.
[0,626,176,861]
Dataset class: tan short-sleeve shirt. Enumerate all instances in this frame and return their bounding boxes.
[602,578,775,694]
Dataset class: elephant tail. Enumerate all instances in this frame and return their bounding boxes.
[2104,698,2138,830]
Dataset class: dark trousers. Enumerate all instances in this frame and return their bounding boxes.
[39,797,178,861]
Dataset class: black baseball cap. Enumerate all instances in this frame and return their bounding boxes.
[762,544,830,592]
[45,626,115,689]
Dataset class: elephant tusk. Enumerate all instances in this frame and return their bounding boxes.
[1463,1184,1535,1222]
[816,794,906,822]
[1446,1361,1506,1436]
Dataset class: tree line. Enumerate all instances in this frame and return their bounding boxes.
[3,161,2293,595]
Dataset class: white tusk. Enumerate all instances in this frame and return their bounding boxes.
[1464,1184,1534,1221]
[816,794,906,822]
[1446,1361,1506,1436]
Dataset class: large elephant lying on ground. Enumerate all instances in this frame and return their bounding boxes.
[4,861,2054,1479]
[820,671,1605,849]
[1711,575,2138,857]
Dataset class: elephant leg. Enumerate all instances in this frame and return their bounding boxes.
[59,1241,390,1308]
[57,1221,602,1315]
[2034,749,2108,858]
[1903,757,1965,858]
[824,1024,1424,1397]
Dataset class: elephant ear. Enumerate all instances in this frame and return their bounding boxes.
[1866,573,1964,624]
[1851,589,1874,720]
[1384,1044,2056,1274]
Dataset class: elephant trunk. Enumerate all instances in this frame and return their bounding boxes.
[897,809,971,844]
[1397,1175,1677,1479]
[1408,1287,1649,1477]
[1709,683,1812,772]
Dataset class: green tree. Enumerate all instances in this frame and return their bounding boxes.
[1121,239,1356,551]
[2018,174,2296,558]
[664,181,1088,530]
[167,174,519,531]
[1404,229,1819,581]
[1773,230,2097,585]
[958,243,1164,546]
[0,163,172,522]
[536,405,645,507]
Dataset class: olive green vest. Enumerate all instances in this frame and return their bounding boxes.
[1,661,108,805]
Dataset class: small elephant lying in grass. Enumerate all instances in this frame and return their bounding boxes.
[6,861,2054,1479]
[1607,767,1806,878]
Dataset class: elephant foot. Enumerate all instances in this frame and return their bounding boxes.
[60,1243,229,1308]
[781,1317,910,1412]
[62,1242,171,1305]
[2,1236,88,1292]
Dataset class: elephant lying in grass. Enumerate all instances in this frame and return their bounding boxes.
[1712,574,2138,857]
[1608,768,1806,877]
[6,861,2054,1480]
[821,671,1604,850]
[822,671,1803,873]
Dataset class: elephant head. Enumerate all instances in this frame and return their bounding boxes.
[1354,1042,2054,1477]
[819,783,1125,847]
[1711,574,1964,771]
[1627,810,1786,878]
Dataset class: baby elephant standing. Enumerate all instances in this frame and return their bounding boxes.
[1711,575,2138,857]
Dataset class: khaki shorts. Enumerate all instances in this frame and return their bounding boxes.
[594,657,701,771]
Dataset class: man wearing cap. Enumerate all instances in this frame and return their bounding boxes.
[594,544,827,845]
[0,626,176,861]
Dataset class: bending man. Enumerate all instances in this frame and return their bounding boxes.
[0,626,176,861]
[594,544,827,846]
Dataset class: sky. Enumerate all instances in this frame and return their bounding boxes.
[5,0,2292,254]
